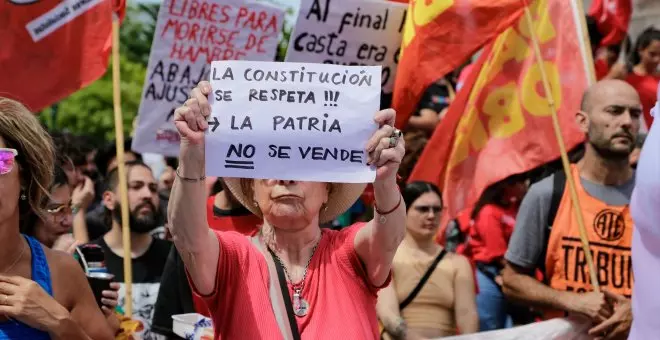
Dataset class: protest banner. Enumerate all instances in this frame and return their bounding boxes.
[410,0,590,225]
[285,0,407,95]
[131,0,285,156]
[205,60,381,183]
[392,0,525,128]
[0,0,125,112]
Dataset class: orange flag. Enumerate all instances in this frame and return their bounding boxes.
[0,0,125,112]
[409,0,592,223]
[392,0,526,128]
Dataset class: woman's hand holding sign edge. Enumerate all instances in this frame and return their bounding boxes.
[366,108,405,182]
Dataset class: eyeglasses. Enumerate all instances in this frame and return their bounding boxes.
[0,148,17,176]
[46,201,73,215]
[413,205,443,214]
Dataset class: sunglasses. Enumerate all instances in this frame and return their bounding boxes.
[0,148,17,176]
[413,205,442,214]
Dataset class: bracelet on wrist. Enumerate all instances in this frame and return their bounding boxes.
[374,194,402,223]
[175,167,206,182]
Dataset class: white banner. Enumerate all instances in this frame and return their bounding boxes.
[205,60,380,183]
[285,0,406,94]
[439,317,592,340]
[132,0,285,157]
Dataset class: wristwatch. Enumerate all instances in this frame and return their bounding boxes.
[71,204,80,215]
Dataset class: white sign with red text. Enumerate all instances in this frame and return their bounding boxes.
[132,0,284,157]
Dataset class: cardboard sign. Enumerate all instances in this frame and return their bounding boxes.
[132,0,284,157]
[206,60,381,183]
[285,0,406,94]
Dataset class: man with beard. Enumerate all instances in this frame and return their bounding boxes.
[502,80,639,339]
[90,160,172,340]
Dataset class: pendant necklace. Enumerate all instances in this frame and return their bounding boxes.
[270,240,320,317]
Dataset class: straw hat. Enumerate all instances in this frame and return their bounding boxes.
[223,178,367,223]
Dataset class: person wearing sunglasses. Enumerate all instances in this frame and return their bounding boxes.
[0,97,113,339]
[377,181,478,339]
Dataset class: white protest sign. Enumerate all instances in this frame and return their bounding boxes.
[285,0,406,94]
[205,60,381,183]
[132,0,285,157]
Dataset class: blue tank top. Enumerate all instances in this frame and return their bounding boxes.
[0,235,52,339]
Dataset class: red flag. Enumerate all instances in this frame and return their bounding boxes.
[588,0,632,46]
[0,0,125,112]
[392,0,526,129]
[409,0,590,225]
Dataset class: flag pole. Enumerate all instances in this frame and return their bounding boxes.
[111,13,133,316]
[574,0,597,84]
[522,6,600,292]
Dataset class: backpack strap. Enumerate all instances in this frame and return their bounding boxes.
[539,171,567,276]
[547,170,567,228]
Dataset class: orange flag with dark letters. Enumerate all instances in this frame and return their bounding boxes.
[392,0,526,128]
[0,0,125,112]
[408,0,592,225]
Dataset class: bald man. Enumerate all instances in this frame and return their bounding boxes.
[502,80,640,338]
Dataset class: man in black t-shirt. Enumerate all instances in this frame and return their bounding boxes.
[91,160,171,340]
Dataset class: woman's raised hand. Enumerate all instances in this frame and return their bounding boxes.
[174,81,213,145]
[365,109,405,183]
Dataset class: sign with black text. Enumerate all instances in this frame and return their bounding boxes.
[285,0,406,94]
[206,60,381,183]
[132,0,284,156]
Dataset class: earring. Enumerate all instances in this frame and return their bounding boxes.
[20,192,26,201]
[253,200,259,207]
[322,203,328,212]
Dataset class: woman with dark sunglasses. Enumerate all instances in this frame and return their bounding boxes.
[377,181,478,339]
[0,98,113,339]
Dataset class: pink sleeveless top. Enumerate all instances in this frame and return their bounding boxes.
[190,223,390,339]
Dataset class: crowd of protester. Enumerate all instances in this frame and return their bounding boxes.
[0,17,658,340]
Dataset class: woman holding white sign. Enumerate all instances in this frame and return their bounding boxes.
[168,80,406,339]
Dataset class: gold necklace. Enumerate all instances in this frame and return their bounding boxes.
[1,240,26,274]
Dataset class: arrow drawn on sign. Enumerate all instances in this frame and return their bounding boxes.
[208,117,220,132]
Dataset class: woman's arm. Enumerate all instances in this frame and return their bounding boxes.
[376,283,403,337]
[355,109,407,287]
[407,109,439,133]
[452,255,479,334]
[168,81,220,295]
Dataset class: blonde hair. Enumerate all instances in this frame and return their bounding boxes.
[0,98,55,231]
